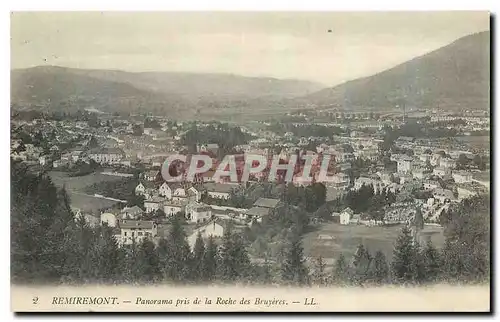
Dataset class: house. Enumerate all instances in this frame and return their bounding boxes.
[377,171,394,185]
[158,182,173,199]
[397,156,413,173]
[253,197,281,209]
[354,177,386,194]
[321,172,350,190]
[163,200,186,217]
[39,155,49,166]
[423,180,442,191]
[204,183,237,200]
[88,147,124,164]
[440,158,456,169]
[120,206,144,220]
[185,202,212,223]
[430,153,442,167]
[188,186,203,202]
[118,220,158,245]
[398,173,413,185]
[172,186,188,202]
[433,167,451,177]
[245,197,281,222]
[246,206,271,222]
[412,167,428,180]
[144,197,164,213]
[395,136,415,147]
[340,207,354,225]
[135,181,157,199]
[453,171,473,184]
[197,143,219,155]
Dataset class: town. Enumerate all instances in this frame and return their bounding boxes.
[10,106,490,274]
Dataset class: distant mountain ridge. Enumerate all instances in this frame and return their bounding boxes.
[11,66,324,117]
[11,31,490,117]
[296,31,490,111]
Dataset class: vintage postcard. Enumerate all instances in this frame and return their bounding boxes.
[10,11,491,312]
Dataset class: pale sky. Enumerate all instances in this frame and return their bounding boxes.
[11,11,489,86]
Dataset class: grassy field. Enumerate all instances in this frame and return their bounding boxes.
[302,222,445,267]
[456,135,490,150]
[49,171,124,192]
[49,171,126,213]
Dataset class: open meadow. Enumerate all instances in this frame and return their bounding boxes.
[302,222,445,267]
[48,171,126,212]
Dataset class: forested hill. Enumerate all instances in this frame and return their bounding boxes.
[295,31,490,111]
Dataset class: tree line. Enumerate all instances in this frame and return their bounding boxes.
[11,159,489,286]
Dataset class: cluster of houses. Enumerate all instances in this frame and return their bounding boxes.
[75,185,282,249]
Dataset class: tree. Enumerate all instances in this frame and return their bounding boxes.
[312,256,328,286]
[88,136,99,148]
[132,124,143,136]
[127,193,145,209]
[281,235,309,286]
[192,232,206,281]
[473,155,487,171]
[202,236,218,282]
[11,166,80,283]
[440,195,490,283]
[135,238,161,283]
[421,240,441,283]
[162,215,192,282]
[332,253,350,285]
[368,251,389,284]
[391,225,417,284]
[457,154,469,170]
[352,244,373,285]
[91,225,123,282]
[219,226,251,282]
[154,208,166,221]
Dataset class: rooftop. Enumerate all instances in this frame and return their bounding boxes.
[246,206,271,217]
[204,182,239,194]
[88,147,125,155]
[253,197,280,209]
[119,220,155,229]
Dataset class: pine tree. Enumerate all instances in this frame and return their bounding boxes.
[192,232,206,281]
[95,225,123,282]
[391,225,417,284]
[219,226,251,282]
[421,240,441,283]
[162,215,192,282]
[156,238,170,279]
[413,243,427,284]
[135,238,161,283]
[441,238,462,283]
[122,240,141,283]
[258,259,273,285]
[312,256,327,286]
[352,244,372,285]
[281,235,309,286]
[332,253,350,285]
[202,236,218,282]
[368,251,389,285]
